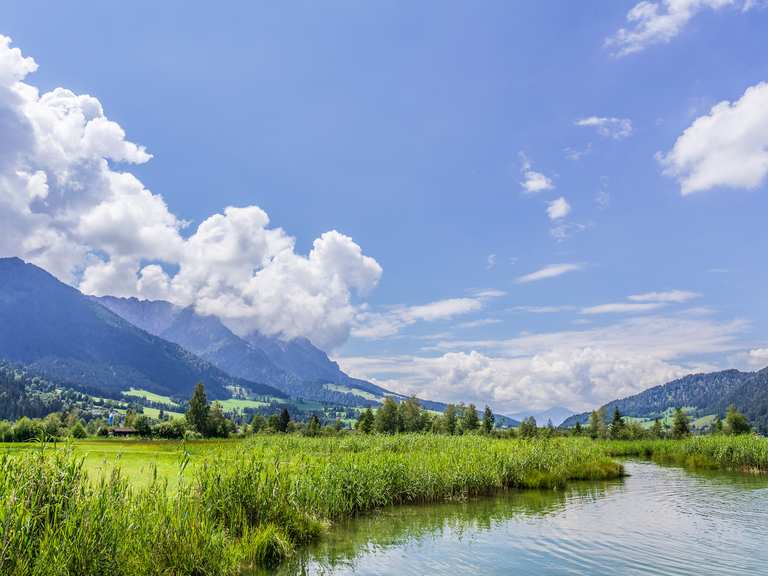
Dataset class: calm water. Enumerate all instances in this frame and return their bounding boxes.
[273,461,768,576]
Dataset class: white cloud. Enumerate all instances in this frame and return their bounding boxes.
[581,302,667,315]
[353,289,507,340]
[510,305,574,314]
[605,0,743,57]
[353,297,484,339]
[550,222,589,242]
[457,318,502,329]
[338,314,746,413]
[628,290,701,303]
[485,254,496,270]
[748,348,768,366]
[575,116,633,139]
[471,289,507,299]
[519,152,554,193]
[0,35,381,350]
[516,263,584,284]
[564,143,592,161]
[659,81,768,195]
[546,196,571,220]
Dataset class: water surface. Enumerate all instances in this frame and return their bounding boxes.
[274,461,768,575]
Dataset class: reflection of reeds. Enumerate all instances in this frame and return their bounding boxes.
[0,436,624,574]
[282,479,622,575]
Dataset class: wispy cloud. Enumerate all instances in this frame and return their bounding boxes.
[581,302,666,315]
[605,0,748,57]
[575,116,633,139]
[457,318,502,329]
[510,305,575,314]
[353,291,504,339]
[629,290,701,303]
[516,263,584,284]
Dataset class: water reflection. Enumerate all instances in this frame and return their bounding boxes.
[260,462,768,576]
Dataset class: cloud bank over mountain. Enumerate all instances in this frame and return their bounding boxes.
[0,35,381,349]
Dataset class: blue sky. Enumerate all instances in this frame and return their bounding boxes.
[1,1,767,414]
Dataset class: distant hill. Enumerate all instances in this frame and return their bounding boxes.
[509,406,574,427]
[96,296,404,407]
[561,367,768,433]
[0,258,286,401]
[96,296,519,425]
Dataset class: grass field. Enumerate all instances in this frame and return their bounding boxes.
[1,434,765,575]
[0,435,623,574]
[0,439,225,489]
[122,387,180,407]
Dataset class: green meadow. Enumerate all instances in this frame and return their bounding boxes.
[1,434,766,575]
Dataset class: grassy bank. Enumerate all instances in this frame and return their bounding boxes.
[601,435,768,473]
[0,436,622,575]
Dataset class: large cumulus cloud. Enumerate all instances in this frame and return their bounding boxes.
[0,35,381,349]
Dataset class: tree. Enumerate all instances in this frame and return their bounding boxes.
[444,404,458,435]
[462,404,480,432]
[374,397,399,434]
[267,413,280,431]
[207,402,232,437]
[356,408,374,434]
[519,416,537,439]
[134,415,152,437]
[70,420,88,439]
[714,414,723,434]
[430,415,446,434]
[482,406,495,434]
[588,410,604,439]
[724,404,751,435]
[671,407,690,439]
[306,414,321,436]
[250,413,266,433]
[277,408,291,433]
[610,408,625,439]
[651,418,663,439]
[398,397,423,432]
[573,421,583,436]
[186,382,210,435]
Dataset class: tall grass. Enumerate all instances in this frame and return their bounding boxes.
[600,435,768,472]
[0,435,623,574]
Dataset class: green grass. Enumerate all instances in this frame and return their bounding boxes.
[123,387,180,407]
[4,434,766,575]
[600,435,768,472]
[216,398,270,411]
[0,435,623,575]
[142,407,185,420]
[323,383,381,402]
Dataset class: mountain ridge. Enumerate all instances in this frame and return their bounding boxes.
[561,367,768,433]
[0,257,286,401]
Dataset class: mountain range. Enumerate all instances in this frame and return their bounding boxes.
[561,367,768,433]
[95,295,409,407]
[0,257,517,424]
[0,257,283,401]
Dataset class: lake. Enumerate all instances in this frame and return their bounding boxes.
[270,461,768,575]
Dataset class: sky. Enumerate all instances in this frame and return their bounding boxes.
[1,1,767,415]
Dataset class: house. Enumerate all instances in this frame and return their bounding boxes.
[111,427,138,437]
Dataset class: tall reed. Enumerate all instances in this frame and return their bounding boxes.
[0,435,625,575]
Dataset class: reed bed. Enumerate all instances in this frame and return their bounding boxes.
[0,435,622,575]
[600,435,768,473]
